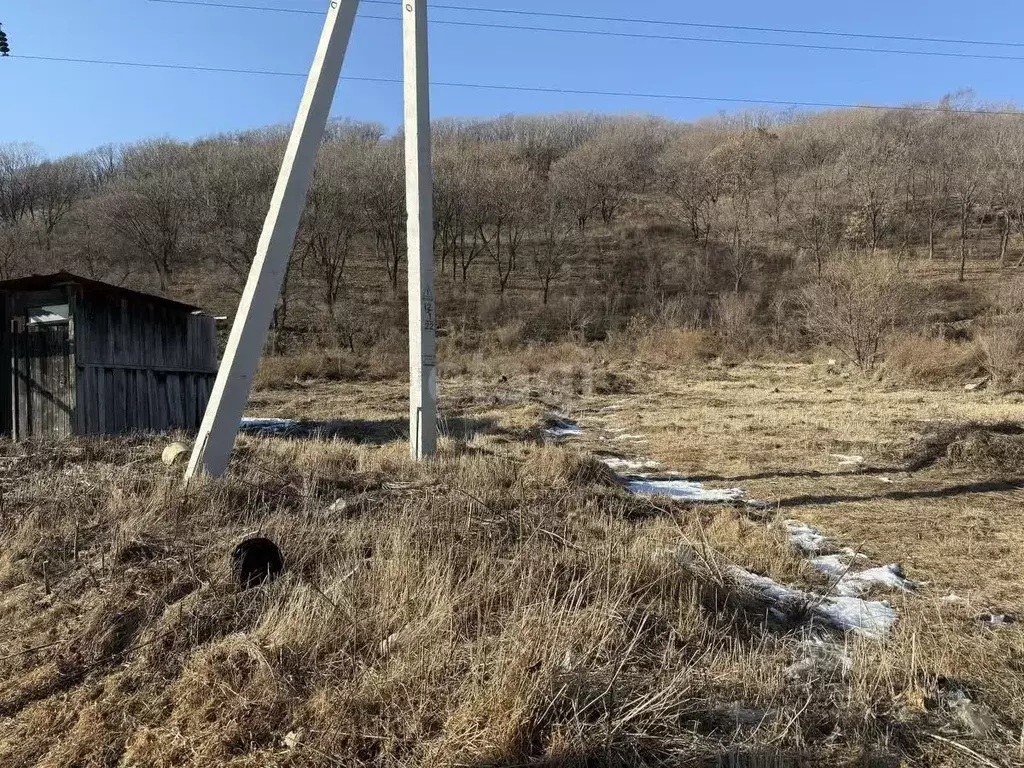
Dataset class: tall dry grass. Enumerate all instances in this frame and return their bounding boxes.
[1,429,1021,767]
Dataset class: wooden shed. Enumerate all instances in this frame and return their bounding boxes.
[0,272,218,439]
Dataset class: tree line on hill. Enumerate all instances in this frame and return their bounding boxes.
[3,92,1024,350]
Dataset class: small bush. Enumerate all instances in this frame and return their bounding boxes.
[978,320,1024,389]
[882,335,984,385]
[634,328,721,367]
[802,255,918,372]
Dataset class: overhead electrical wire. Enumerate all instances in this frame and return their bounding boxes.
[8,53,1022,117]
[147,0,1024,58]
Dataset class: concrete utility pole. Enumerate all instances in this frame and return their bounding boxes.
[185,0,361,481]
[403,0,437,459]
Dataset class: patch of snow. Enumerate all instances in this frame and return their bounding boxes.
[831,564,918,598]
[600,456,662,473]
[830,453,865,470]
[786,520,830,553]
[786,635,853,679]
[728,566,897,638]
[545,418,582,438]
[877,476,894,484]
[629,478,747,504]
[942,593,965,603]
[980,612,1016,627]
[240,417,300,434]
[818,596,897,637]
[810,553,850,577]
[613,433,647,441]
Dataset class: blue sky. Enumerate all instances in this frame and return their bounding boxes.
[2,0,1022,156]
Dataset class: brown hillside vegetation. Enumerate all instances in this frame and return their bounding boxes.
[6,94,1024,366]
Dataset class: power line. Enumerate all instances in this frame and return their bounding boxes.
[148,0,1024,54]
[8,53,1023,117]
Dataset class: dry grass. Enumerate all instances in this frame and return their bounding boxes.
[3,355,1024,766]
[881,335,985,386]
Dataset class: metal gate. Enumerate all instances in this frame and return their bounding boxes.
[11,319,74,439]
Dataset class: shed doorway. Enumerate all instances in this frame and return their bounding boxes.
[11,308,74,439]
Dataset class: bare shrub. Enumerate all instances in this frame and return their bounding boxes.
[634,328,721,367]
[882,335,984,385]
[802,255,917,372]
[978,319,1024,389]
[716,292,760,354]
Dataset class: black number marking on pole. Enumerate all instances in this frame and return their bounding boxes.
[406,3,413,10]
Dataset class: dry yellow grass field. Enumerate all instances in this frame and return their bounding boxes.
[2,348,1023,766]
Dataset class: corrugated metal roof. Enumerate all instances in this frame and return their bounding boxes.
[0,272,206,314]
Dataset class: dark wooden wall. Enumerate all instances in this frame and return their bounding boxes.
[0,293,10,437]
[12,323,74,439]
[4,287,73,440]
[73,290,218,435]
[2,284,218,438]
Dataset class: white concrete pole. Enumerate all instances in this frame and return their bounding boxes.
[403,0,437,459]
[185,0,361,481]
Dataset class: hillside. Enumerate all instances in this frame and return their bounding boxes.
[5,98,1024,369]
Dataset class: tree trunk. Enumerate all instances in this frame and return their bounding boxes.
[999,214,1010,265]
[958,204,968,283]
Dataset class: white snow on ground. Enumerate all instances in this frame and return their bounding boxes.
[794,522,918,597]
[628,478,747,504]
[830,565,917,597]
[830,453,865,470]
[600,456,663,472]
[817,596,897,637]
[555,412,905,638]
[786,636,853,679]
[728,566,897,638]
[240,417,300,433]
[786,521,830,553]
[545,419,582,438]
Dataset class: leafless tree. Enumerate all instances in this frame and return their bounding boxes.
[475,145,536,293]
[361,138,405,292]
[198,137,283,294]
[0,143,42,227]
[301,143,364,323]
[659,130,723,246]
[100,140,199,292]
[787,123,843,275]
[802,254,916,371]
[533,188,580,304]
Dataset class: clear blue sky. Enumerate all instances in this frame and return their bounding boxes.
[2,0,1021,156]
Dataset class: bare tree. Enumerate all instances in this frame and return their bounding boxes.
[0,143,42,227]
[533,188,580,304]
[100,140,199,292]
[839,112,910,253]
[198,137,283,294]
[944,108,989,282]
[301,143,364,324]
[659,130,723,246]
[361,138,405,292]
[30,155,89,249]
[802,254,916,371]
[709,128,772,292]
[787,123,843,275]
[475,145,536,293]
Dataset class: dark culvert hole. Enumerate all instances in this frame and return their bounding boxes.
[232,537,284,589]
